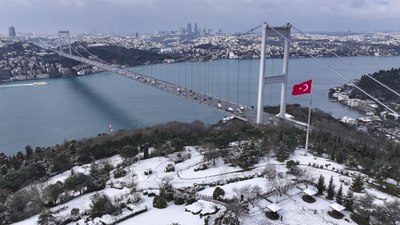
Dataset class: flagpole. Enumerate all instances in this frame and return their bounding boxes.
[305,88,313,155]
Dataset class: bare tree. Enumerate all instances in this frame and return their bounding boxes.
[354,193,375,219]
[373,199,400,225]
[232,184,261,202]
[266,175,291,203]
[264,164,277,181]
[202,143,220,165]
[297,168,315,187]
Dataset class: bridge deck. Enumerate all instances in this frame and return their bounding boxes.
[56,51,273,124]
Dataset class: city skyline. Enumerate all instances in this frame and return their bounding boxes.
[0,0,399,35]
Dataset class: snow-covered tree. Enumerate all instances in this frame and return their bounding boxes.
[232,185,261,202]
[37,210,57,225]
[345,154,359,169]
[296,168,314,188]
[316,174,325,195]
[351,174,364,193]
[326,176,335,200]
[373,199,400,225]
[213,186,225,200]
[264,164,277,181]
[335,184,343,205]
[354,193,375,218]
[270,177,291,199]
[344,190,354,211]
[153,195,167,209]
[374,162,392,182]
[89,193,116,218]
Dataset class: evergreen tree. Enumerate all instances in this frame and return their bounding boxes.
[335,184,343,205]
[316,174,325,195]
[326,176,335,200]
[153,195,167,209]
[351,174,364,193]
[90,193,116,218]
[330,150,335,161]
[213,186,225,200]
[37,210,57,225]
[344,190,354,211]
[336,151,344,164]
[25,145,33,160]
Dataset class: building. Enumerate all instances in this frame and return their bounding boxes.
[9,26,16,37]
[186,23,192,35]
[194,22,198,35]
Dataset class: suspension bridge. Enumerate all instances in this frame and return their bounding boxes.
[56,50,270,124]
[46,22,399,125]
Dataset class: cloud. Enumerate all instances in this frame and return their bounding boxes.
[0,0,398,33]
[0,0,86,8]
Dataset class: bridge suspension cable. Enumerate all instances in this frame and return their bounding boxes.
[268,24,399,116]
[291,25,400,98]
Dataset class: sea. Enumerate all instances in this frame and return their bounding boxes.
[0,56,399,155]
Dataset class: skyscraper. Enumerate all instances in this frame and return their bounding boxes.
[186,23,192,35]
[194,22,198,35]
[9,26,16,37]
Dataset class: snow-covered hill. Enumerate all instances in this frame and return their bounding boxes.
[13,146,400,225]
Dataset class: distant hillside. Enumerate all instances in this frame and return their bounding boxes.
[75,45,172,66]
[350,68,400,104]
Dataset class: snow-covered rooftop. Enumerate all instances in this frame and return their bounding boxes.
[267,203,282,213]
[303,188,317,196]
[329,203,345,212]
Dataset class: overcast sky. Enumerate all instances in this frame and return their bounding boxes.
[0,0,399,35]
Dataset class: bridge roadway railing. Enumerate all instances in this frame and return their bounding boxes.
[55,51,273,124]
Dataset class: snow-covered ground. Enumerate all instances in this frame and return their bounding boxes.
[11,146,400,225]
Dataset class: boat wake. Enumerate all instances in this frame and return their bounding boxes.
[0,82,49,88]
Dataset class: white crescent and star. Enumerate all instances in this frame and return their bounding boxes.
[298,84,309,91]
[302,84,309,91]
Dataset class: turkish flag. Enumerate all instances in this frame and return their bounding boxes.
[292,80,312,95]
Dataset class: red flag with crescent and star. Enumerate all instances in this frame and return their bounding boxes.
[292,80,312,95]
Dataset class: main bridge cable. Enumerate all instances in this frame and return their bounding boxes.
[291,24,400,98]
[74,40,109,65]
[268,24,399,116]
[71,45,86,59]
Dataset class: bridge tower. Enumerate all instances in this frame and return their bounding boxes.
[256,23,291,124]
[58,30,72,54]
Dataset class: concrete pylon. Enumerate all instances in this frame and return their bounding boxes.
[58,30,72,54]
[256,23,291,124]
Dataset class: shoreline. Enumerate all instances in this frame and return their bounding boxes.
[1,55,398,85]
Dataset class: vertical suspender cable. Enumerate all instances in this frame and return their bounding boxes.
[208,60,211,97]
[184,62,187,90]
[211,61,214,98]
[191,61,193,91]
[226,59,230,101]
[199,62,202,94]
[247,59,252,108]
[236,58,240,106]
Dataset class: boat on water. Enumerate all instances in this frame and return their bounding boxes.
[32,81,49,86]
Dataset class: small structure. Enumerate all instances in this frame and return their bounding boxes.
[329,203,345,212]
[303,188,317,196]
[328,203,345,219]
[265,203,282,220]
[302,188,317,203]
